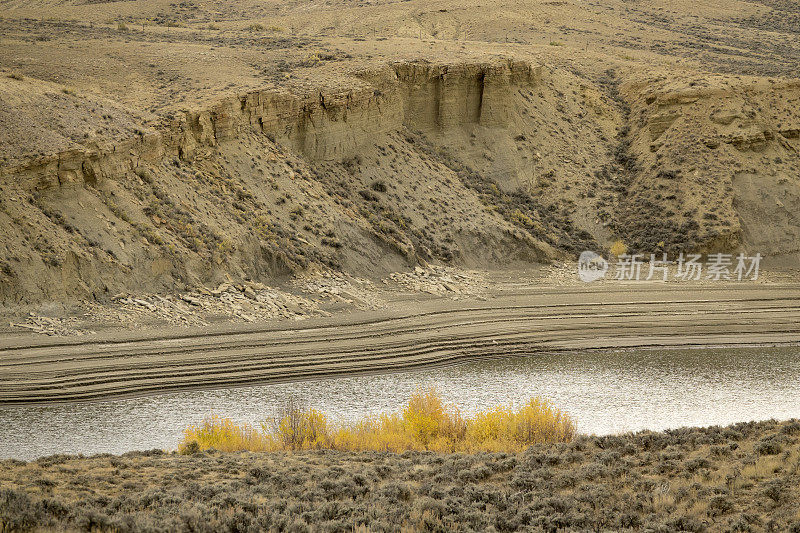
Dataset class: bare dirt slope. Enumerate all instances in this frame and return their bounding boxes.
[0,0,799,306]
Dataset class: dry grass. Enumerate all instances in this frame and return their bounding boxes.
[180,389,576,454]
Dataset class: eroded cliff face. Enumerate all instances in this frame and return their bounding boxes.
[3,60,543,187]
[389,60,542,130]
[177,60,545,163]
[0,59,613,303]
[3,58,797,304]
[617,78,800,259]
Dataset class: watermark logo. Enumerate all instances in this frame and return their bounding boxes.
[578,250,609,282]
[577,251,761,282]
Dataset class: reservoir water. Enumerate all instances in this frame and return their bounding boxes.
[2,345,799,460]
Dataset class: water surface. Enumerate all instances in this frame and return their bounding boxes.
[2,345,799,460]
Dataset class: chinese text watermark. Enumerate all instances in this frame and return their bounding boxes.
[578,252,761,282]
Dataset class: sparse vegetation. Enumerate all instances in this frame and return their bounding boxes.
[2,420,799,532]
[407,132,599,256]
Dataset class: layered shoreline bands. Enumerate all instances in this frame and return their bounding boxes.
[2,283,800,404]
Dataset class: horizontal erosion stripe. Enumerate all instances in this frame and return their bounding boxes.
[1,288,799,403]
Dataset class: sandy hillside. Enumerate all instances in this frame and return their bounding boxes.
[0,0,799,305]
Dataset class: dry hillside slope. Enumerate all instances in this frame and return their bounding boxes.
[0,0,799,304]
[0,59,620,303]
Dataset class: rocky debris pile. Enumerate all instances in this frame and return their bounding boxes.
[9,314,88,336]
[537,262,582,286]
[104,282,324,326]
[98,294,207,327]
[295,272,385,310]
[386,266,488,297]
[8,283,326,336]
[184,282,324,322]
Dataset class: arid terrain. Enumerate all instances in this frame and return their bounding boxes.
[1,0,800,306]
[1,0,800,401]
[2,0,800,530]
[2,420,800,532]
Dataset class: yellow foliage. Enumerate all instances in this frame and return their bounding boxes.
[609,239,628,257]
[268,405,332,450]
[180,389,576,454]
[180,415,272,453]
[510,209,535,228]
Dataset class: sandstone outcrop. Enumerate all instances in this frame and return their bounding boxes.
[0,59,603,303]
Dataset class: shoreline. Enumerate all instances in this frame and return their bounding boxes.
[2,283,800,404]
[1,339,799,408]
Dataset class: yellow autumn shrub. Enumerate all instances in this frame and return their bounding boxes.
[180,389,576,454]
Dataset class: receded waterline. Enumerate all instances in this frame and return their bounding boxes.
[2,345,799,460]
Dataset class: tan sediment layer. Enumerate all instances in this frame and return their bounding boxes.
[2,284,800,403]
